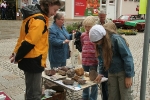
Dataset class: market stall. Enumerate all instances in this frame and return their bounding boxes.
[41,68,108,100]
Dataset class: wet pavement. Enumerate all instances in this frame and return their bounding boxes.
[0,20,150,100]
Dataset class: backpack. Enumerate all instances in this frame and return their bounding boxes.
[25,15,47,34]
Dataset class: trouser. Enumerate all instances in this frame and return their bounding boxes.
[108,71,133,100]
[101,70,108,100]
[1,9,6,19]
[24,72,42,100]
[101,81,108,100]
[82,65,98,100]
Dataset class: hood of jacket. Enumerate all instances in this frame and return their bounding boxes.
[21,4,46,19]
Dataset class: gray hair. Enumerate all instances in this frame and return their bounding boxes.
[53,13,64,22]
[99,9,106,14]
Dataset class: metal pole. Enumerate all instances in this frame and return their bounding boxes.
[140,0,150,100]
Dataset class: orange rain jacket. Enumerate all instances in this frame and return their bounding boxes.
[13,4,49,73]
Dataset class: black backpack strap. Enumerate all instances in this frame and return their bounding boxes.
[25,15,47,34]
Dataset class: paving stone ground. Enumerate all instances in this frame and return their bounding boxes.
[0,20,150,100]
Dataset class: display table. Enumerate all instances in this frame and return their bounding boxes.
[42,72,108,100]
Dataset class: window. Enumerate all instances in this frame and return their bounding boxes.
[102,0,106,4]
[119,15,129,20]
[134,0,140,2]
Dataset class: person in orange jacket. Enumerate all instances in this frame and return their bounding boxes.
[9,0,61,100]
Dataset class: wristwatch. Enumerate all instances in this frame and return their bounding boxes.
[63,41,65,44]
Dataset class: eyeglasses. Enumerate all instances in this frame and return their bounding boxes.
[59,19,64,21]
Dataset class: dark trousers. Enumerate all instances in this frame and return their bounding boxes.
[1,9,6,19]
[101,71,108,100]
[24,72,42,100]
[101,81,108,100]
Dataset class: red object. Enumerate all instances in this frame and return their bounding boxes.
[135,23,145,31]
[74,0,86,16]
[136,7,139,11]
[113,14,139,28]
[0,91,11,100]
[80,32,98,66]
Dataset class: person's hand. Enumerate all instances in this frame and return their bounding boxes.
[125,77,132,88]
[64,39,70,44]
[9,53,17,64]
[94,74,103,83]
[72,30,76,35]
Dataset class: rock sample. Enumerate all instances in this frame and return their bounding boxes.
[89,70,98,81]
[66,69,75,78]
[45,69,56,76]
[62,79,74,85]
[78,79,86,85]
[58,70,66,76]
[72,75,80,82]
[59,67,70,72]
[75,67,84,76]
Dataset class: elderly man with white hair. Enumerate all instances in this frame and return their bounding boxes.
[96,9,112,25]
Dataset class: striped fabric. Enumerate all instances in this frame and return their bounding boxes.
[80,32,98,66]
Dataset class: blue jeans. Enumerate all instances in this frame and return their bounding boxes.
[50,62,66,69]
[82,65,98,100]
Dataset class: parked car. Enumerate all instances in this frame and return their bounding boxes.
[113,14,140,28]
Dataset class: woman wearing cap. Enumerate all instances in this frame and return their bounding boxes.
[89,22,134,100]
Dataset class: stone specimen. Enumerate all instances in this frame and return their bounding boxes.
[58,70,66,76]
[89,70,98,81]
[59,67,70,72]
[45,69,56,76]
[78,79,86,85]
[84,72,89,77]
[75,67,84,76]
[66,69,75,78]
[62,79,74,85]
[72,75,81,82]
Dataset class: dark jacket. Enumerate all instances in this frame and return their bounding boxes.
[99,34,134,77]
[13,4,49,73]
[74,31,82,52]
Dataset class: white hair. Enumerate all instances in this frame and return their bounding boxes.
[99,9,106,14]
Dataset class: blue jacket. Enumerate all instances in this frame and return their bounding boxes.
[48,22,72,63]
[98,34,134,77]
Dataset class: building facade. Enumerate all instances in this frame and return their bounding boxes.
[0,0,140,20]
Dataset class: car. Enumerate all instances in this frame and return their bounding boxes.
[113,14,140,28]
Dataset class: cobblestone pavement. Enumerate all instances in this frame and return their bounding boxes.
[0,20,150,100]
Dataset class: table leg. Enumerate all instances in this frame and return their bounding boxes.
[71,91,74,100]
